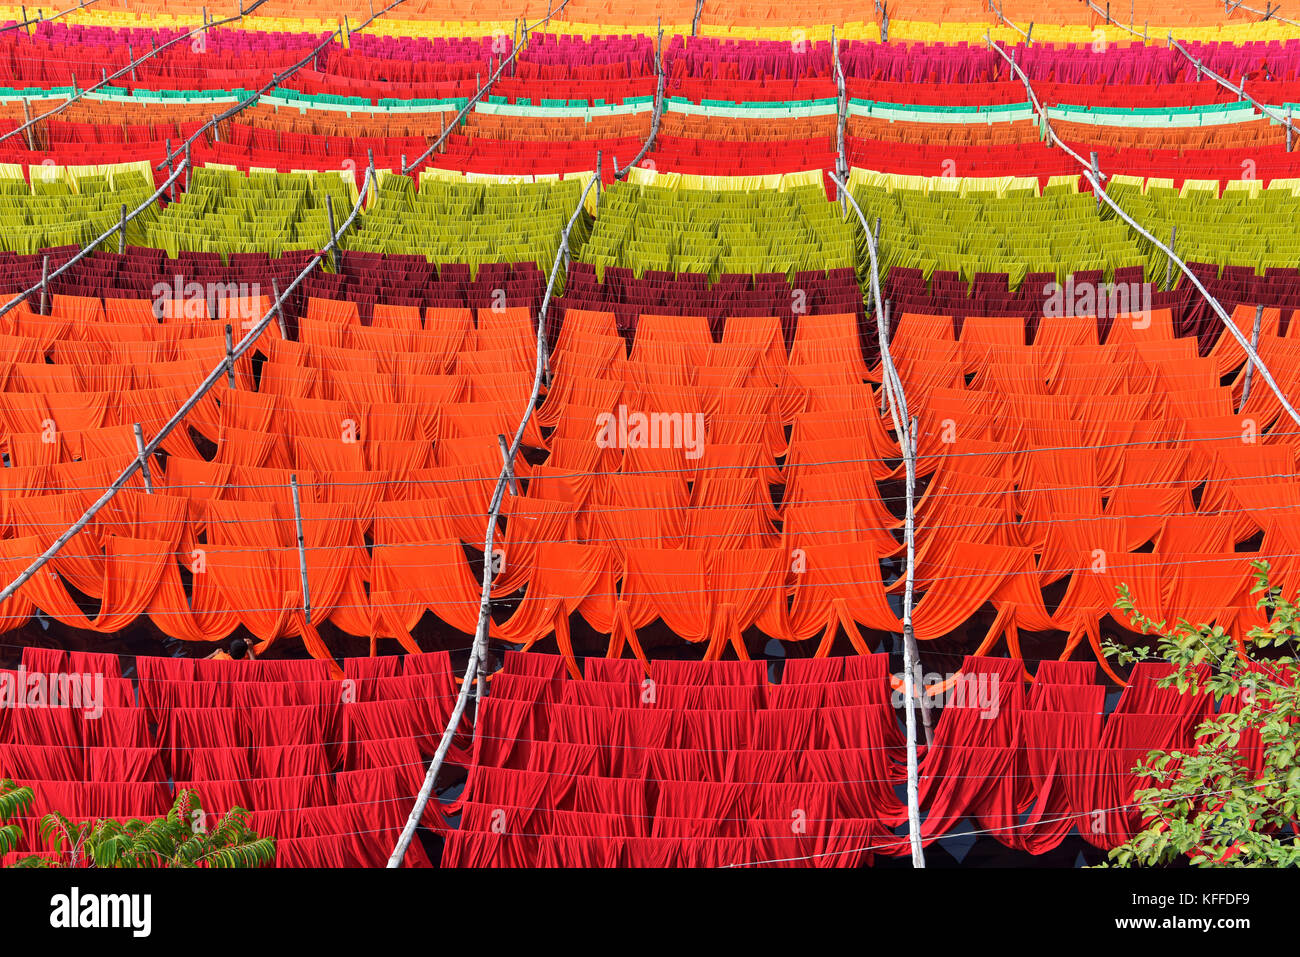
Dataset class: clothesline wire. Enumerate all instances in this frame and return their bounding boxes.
[0,544,1291,612]
[5,467,1300,552]
[0,160,379,608]
[8,627,1277,672]
[397,0,577,175]
[716,780,1258,867]
[0,0,273,150]
[1,681,1265,769]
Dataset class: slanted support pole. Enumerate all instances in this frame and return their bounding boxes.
[993,36,1300,432]
[692,0,702,34]
[829,170,924,868]
[290,474,311,625]
[133,424,153,493]
[1239,304,1265,411]
[903,417,932,748]
[388,170,599,869]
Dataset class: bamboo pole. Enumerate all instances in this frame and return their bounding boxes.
[1239,304,1264,412]
[388,172,597,868]
[224,324,236,388]
[991,38,1300,430]
[290,475,310,625]
[829,170,925,867]
[0,162,375,607]
[133,424,153,493]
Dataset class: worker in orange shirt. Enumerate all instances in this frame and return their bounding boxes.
[205,638,256,662]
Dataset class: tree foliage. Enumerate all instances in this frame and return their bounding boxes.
[1102,559,1300,867]
[0,783,275,868]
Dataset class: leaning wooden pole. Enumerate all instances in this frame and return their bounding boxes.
[0,162,376,607]
[829,170,925,867]
[387,172,598,868]
[991,37,1300,430]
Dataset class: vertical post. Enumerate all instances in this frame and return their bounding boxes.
[118,204,126,254]
[1239,304,1265,412]
[1090,151,1102,208]
[39,254,48,315]
[133,424,154,493]
[880,300,891,414]
[184,141,192,192]
[224,323,236,387]
[901,415,924,866]
[326,195,340,271]
[212,115,220,143]
[595,150,602,212]
[1165,225,1177,291]
[1288,106,1293,153]
[496,434,518,495]
[164,137,175,202]
[20,98,33,151]
[271,277,287,339]
[474,670,487,729]
[290,475,311,625]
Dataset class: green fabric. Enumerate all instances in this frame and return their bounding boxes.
[850,181,1147,287]
[345,175,591,279]
[0,170,156,254]
[581,181,854,281]
[141,167,354,260]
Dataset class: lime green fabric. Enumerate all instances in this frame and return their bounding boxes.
[345,174,591,278]
[850,180,1145,287]
[580,180,854,281]
[143,167,354,260]
[1107,180,1300,280]
[0,169,156,254]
